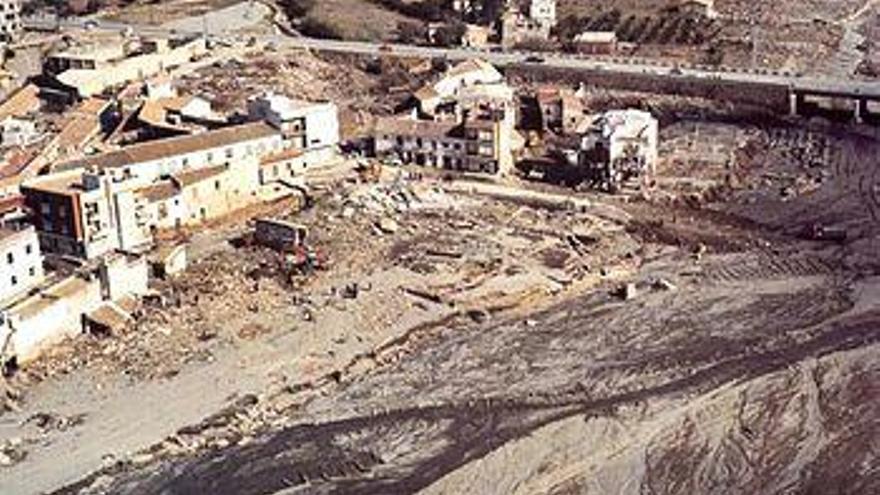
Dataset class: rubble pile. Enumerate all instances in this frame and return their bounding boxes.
[17,247,294,382]
[176,50,388,137]
[735,126,840,200]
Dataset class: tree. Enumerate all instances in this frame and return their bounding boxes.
[433,21,466,47]
[396,20,426,44]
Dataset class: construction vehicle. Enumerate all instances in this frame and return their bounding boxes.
[286,244,328,276]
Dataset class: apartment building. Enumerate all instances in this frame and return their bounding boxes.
[0,225,43,305]
[136,159,261,230]
[1,252,148,365]
[22,169,152,259]
[24,122,282,258]
[374,106,516,176]
[55,122,282,183]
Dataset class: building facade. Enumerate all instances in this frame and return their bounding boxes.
[577,109,659,191]
[529,0,556,32]
[374,107,516,176]
[573,31,618,55]
[24,123,282,258]
[247,93,339,152]
[0,226,44,305]
[0,0,21,43]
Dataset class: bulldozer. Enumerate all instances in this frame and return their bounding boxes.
[285,244,328,276]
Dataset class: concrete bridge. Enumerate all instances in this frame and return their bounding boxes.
[789,80,880,123]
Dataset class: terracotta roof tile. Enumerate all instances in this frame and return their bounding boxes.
[57,122,278,173]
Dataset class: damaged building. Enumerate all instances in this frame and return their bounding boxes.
[373,59,520,176]
[576,109,659,192]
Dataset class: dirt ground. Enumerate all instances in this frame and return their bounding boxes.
[3,12,880,491]
[0,104,873,494]
[174,48,435,139]
[100,0,245,25]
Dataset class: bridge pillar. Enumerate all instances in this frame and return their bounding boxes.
[854,98,869,124]
[789,92,805,117]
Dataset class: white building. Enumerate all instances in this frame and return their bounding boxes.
[247,93,340,153]
[578,109,659,190]
[23,122,283,259]
[414,59,505,116]
[0,0,21,43]
[529,0,556,32]
[0,226,43,305]
[56,122,282,187]
[0,253,148,366]
[1,117,38,147]
[50,37,208,98]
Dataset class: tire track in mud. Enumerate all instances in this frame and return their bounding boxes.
[701,253,834,283]
[65,308,880,495]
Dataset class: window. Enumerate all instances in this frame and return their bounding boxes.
[25,244,31,255]
[10,275,16,286]
[182,157,189,167]
[214,180,221,191]
[40,202,50,215]
[6,252,12,264]
[58,205,67,218]
[28,266,35,277]
[225,148,234,159]
[207,152,214,163]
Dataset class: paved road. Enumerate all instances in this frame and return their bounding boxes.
[22,14,880,100]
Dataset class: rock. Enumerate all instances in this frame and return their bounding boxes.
[653,278,677,291]
[0,451,12,466]
[467,309,490,323]
[618,282,638,300]
[130,452,154,466]
[377,218,399,234]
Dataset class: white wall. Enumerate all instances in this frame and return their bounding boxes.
[100,253,149,301]
[303,103,340,150]
[0,275,102,364]
[0,227,44,304]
